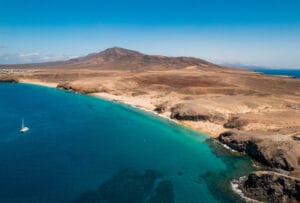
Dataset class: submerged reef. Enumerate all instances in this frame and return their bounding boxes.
[72,169,174,203]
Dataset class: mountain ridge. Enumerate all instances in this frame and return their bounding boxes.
[0,47,216,70]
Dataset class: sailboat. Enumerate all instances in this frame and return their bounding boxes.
[20,118,29,133]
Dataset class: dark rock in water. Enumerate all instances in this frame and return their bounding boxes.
[240,171,300,203]
[218,131,295,171]
[147,180,174,203]
[72,169,174,203]
[177,170,184,176]
[99,169,163,203]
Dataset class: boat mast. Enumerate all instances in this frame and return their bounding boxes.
[22,119,24,128]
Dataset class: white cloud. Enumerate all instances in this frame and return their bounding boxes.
[18,52,40,58]
[0,52,74,64]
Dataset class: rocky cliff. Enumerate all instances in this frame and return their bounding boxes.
[239,171,300,203]
[218,130,297,171]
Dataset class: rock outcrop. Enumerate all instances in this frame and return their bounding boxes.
[57,82,100,94]
[0,76,18,83]
[170,103,225,123]
[223,116,248,130]
[171,109,210,121]
[239,171,300,203]
[218,131,295,171]
[287,104,300,110]
[154,104,167,113]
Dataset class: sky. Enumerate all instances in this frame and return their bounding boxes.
[0,0,300,69]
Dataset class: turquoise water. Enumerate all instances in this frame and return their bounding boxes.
[0,83,254,203]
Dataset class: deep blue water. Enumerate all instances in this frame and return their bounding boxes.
[0,83,254,203]
[254,69,300,78]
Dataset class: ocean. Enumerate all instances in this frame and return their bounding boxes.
[0,83,254,203]
[253,69,300,78]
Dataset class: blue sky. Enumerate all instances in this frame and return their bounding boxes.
[0,0,299,68]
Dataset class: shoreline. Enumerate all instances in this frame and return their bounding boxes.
[19,80,219,138]
[14,80,286,202]
[230,177,263,203]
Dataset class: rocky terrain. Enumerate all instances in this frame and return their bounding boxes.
[219,130,300,175]
[238,171,300,202]
[1,47,300,202]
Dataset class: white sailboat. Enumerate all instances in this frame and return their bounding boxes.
[20,118,29,133]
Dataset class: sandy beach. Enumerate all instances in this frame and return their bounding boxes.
[19,79,212,138]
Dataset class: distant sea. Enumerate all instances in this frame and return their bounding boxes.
[253,69,300,78]
[0,83,254,203]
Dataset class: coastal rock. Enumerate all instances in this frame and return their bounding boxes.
[170,103,225,123]
[223,116,248,130]
[0,76,18,83]
[239,171,300,203]
[218,131,295,171]
[293,135,300,141]
[154,104,167,113]
[57,82,100,94]
[170,104,210,121]
[57,82,74,91]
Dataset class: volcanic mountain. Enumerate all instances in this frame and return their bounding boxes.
[0,47,216,70]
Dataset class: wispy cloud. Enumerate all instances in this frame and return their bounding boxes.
[0,52,74,64]
[18,52,40,58]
